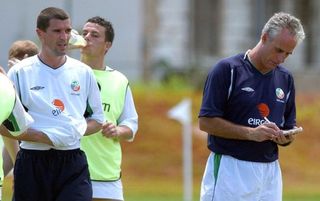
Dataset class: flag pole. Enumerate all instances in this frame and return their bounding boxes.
[168,98,193,201]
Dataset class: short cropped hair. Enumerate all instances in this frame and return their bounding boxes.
[86,16,114,43]
[262,12,305,43]
[37,7,69,31]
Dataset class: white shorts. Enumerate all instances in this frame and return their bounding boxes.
[92,180,123,200]
[200,152,282,201]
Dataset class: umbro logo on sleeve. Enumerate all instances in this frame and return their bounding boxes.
[30,86,45,90]
[241,87,254,92]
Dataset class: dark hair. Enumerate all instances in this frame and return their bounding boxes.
[86,16,114,43]
[37,7,69,31]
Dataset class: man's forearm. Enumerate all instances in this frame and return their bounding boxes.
[0,125,53,146]
[2,135,19,162]
[84,119,103,136]
[199,117,252,140]
[17,129,53,145]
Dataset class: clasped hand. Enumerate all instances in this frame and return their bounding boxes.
[252,122,294,145]
[101,122,119,139]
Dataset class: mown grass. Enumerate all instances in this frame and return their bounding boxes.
[122,84,320,201]
[2,84,320,201]
[123,179,320,201]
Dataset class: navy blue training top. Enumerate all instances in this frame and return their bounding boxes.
[199,53,296,162]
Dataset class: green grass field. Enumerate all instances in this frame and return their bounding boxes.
[3,177,320,201]
[2,85,320,201]
[121,178,320,201]
[121,85,320,201]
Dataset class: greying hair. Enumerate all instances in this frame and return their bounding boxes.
[262,12,305,43]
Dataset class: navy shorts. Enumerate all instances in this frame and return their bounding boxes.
[13,148,92,201]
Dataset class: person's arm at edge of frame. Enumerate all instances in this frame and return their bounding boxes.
[0,125,53,146]
[2,135,19,176]
[199,116,281,142]
[2,135,19,164]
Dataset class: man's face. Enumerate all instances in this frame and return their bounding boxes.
[260,28,297,72]
[81,22,110,56]
[37,19,72,56]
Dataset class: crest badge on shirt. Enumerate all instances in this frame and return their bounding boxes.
[275,88,285,103]
[71,80,81,95]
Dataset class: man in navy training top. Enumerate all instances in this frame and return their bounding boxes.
[198,12,305,201]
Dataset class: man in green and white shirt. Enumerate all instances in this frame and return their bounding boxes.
[0,70,34,201]
[80,16,138,201]
[0,72,34,135]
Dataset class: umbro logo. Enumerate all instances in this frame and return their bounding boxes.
[241,87,254,92]
[30,86,45,90]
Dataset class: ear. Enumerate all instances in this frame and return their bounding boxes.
[104,41,112,54]
[36,28,43,38]
[261,32,268,43]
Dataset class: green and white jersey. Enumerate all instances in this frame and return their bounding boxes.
[0,73,15,125]
[81,66,138,181]
[0,73,33,135]
[7,55,105,150]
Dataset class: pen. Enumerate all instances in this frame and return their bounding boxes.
[264,117,271,123]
